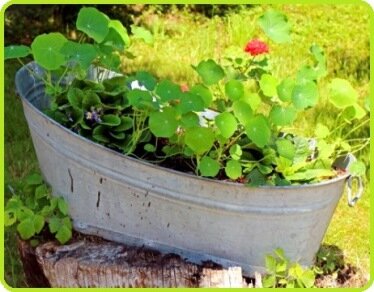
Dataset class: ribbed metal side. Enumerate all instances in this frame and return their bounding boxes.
[15,63,349,276]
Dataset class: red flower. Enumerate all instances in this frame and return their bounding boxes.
[244,39,269,56]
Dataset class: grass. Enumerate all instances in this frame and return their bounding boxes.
[4,4,370,287]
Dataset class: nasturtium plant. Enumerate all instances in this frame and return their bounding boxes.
[5,7,367,187]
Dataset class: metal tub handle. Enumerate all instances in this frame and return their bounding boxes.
[346,175,364,207]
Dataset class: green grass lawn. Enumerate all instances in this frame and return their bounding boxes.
[4,4,370,287]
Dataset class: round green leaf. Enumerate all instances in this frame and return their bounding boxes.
[144,144,156,152]
[17,218,35,240]
[61,41,97,69]
[245,115,271,148]
[296,65,318,84]
[31,33,68,70]
[5,45,31,60]
[329,78,358,109]
[199,156,220,177]
[232,100,253,125]
[190,84,212,107]
[225,80,244,101]
[276,139,295,160]
[195,59,225,86]
[127,89,154,110]
[225,160,242,180]
[342,104,366,120]
[155,80,182,102]
[185,127,215,155]
[215,112,238,139]
[102,19,130,50]
[229,144,242,160]
[269,105,297,126]
[135,71,157,91]
[292,80,319,109]
[277,78,295,102]
[181,112,200,128]
[149,108,178,138]
[243,91,262,111]
[76,7,109,43]
[259,74,278,97]
[178,92,205,114]
[257,10,291,43]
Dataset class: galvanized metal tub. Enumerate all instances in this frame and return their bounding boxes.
[15,63,351,275]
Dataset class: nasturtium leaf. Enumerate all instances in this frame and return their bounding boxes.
[99,51,121,71]
[149,107,178,138]
[127,89,154,109]
[155,80,182,102]
[329,78,358,109]
[225,160,242,180]
[215,112,238,139]
[292,80,319,109]
[56,225,72,244]
[195,59,225,86]
[26,173,43,186]
[276,139,295,160]
[131,25,154,44]
[181,112,200,128]
[225,79,244,101]
[31,33,68,70]
[103,20,130,50]
[314,123,330,139]
[257,10,291,43]
[199,156,220,177]
[60,41,97,69]
[135,71,157,91]
[48,217,61,233]
[342,104,366,120]
[100,114,121,126]
[243,91,262,111]
[269,105,297,126]
[229,144,242,160]
[296,65,318,84]
[232,100,253,125]
[348,160,366,177]
[82,92,101,110]
[178,92,205,114]
[277,78,295,102]
[259,74,278,97]
[144,144,156,152]
[76,7,109,43]
[33,215,45,234]
[93,125,110,143]
[5,45,31,60]
[17,218,35,240]
[184,127,215,155]
[245,115,271,148]
[114,116,133,132]
[190,84,212,107]
[301,270,315,288]
[67,87,84,109]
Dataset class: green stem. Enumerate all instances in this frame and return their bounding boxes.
[342,118,369,139]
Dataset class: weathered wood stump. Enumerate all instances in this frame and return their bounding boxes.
[18,235,260,288]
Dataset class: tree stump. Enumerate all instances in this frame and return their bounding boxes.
[18,234,257,288]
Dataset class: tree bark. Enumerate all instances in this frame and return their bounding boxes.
[31,238,251,288]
